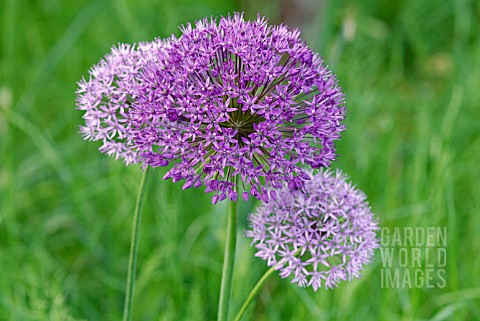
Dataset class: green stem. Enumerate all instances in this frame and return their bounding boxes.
[233,265,277,321]
[233,249,301,321]
[217,200,238,321]
[122,167,150,321]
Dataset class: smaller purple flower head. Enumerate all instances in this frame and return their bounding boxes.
[132,13,346,203]
[246,169,379,291]
[76,39,165,164]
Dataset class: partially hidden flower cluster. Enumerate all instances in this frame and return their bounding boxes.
[77,13,346,203]
[246,169,379,290]
[76,39,166,164]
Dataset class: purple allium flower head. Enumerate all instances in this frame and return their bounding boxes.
[132,13,346,203]
[76,39,165,164]
[246,169,379,291]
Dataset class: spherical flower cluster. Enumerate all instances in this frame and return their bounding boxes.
[76,39,165,164]
[132,13,346,203]
[246,169,379,291]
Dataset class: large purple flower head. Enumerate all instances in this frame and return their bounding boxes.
[133,13,346,203]
[76,40,165,164]
[246,169,379,291]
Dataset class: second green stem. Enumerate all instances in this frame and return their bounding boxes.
[122,167,150,321]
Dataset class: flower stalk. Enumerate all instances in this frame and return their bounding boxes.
[122,167,150,321]
[233,264,276,321]
[233,248,301,321]
[217,199,239,321]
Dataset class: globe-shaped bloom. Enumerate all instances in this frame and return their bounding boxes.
[132,13,346,203]
[76,39,165,164]
[246,169,379,290]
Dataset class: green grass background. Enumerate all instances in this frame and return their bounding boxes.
[1,0,479,320]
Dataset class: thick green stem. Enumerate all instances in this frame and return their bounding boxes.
[217,200,238,321]
[233,265,277,321]
[122,167,150,321]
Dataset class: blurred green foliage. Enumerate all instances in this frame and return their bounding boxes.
[1,0,479,320]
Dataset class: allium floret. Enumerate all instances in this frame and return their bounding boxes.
[246,169,379,290]
[132,13,346,203]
